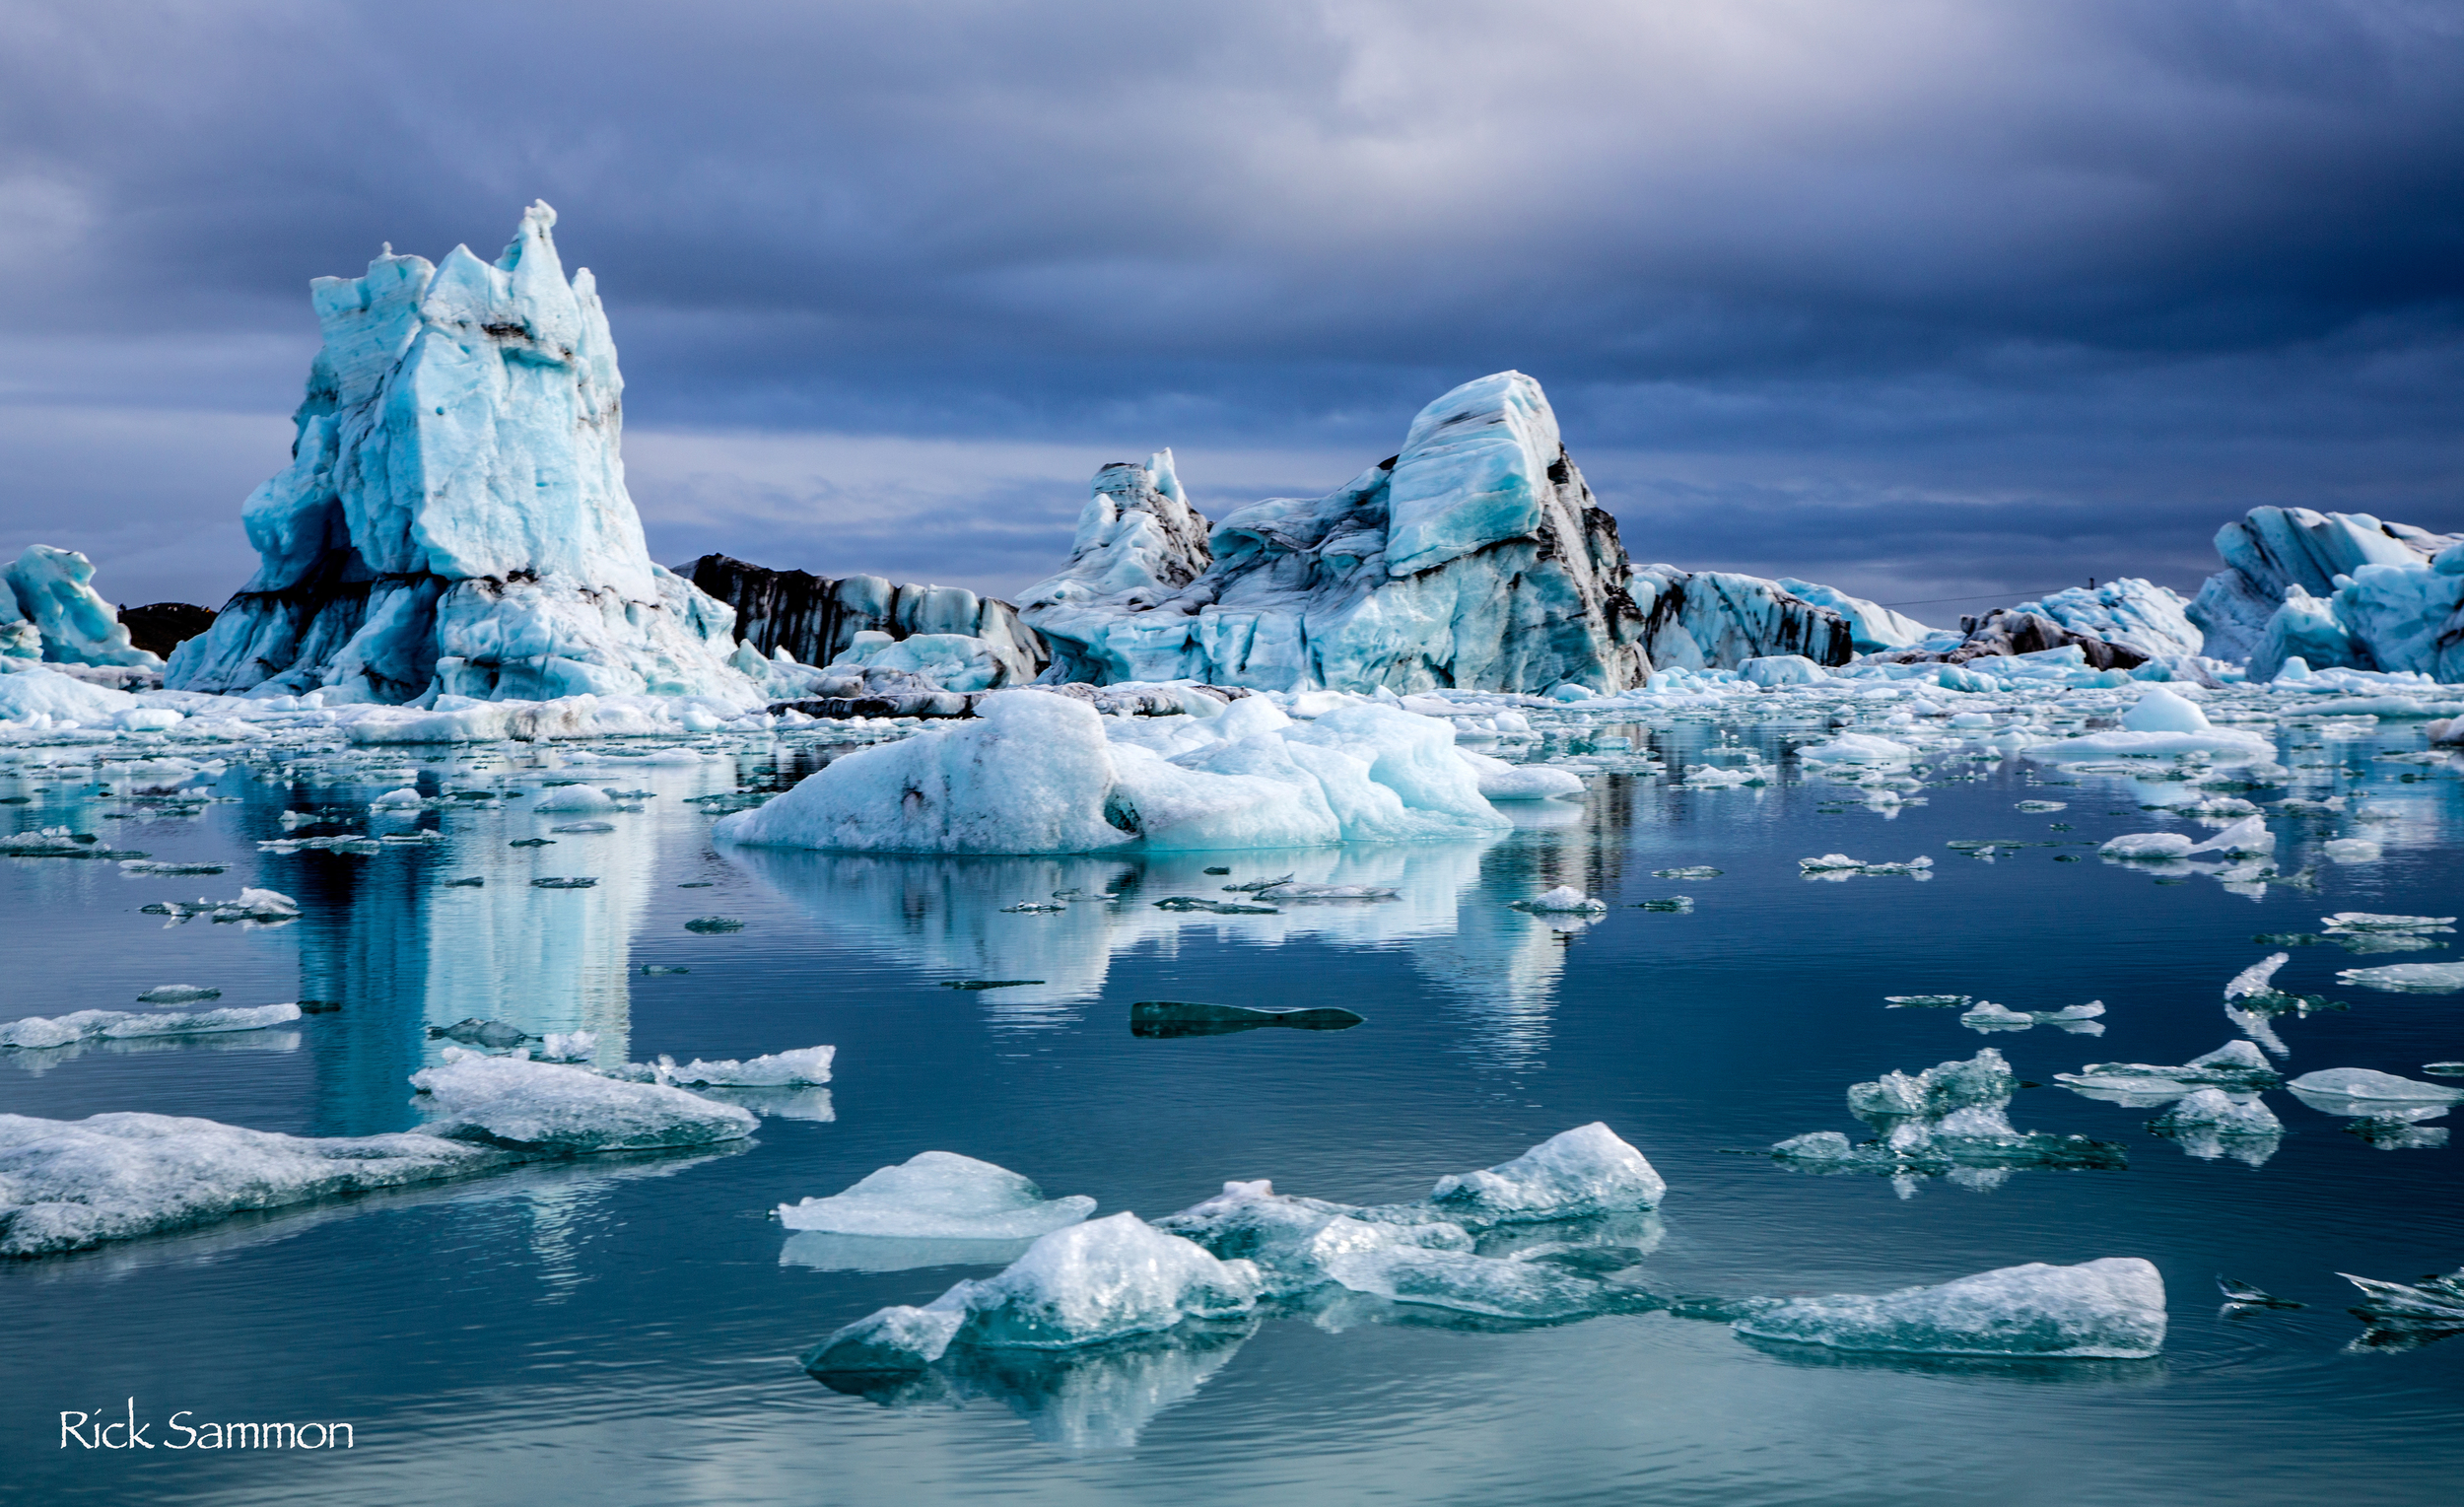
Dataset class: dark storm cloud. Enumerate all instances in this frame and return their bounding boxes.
[1,0,2459,610]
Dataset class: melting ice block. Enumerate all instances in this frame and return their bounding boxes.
[1512,886,1607,914]
[411,1052,757,1151]
[2288,1068,2464,1106]
[805,1213,1262,1370]
[0,1003,302,1050]
[2056,1041,2282,1100]
[2336,962,2464,993]
[1732,1258,2167,1358]
[653,1046,833,1087]
[2149,1089,2282,1135]
[2101,832,2195,859]
[0,1112,511,1257]
[778,1151,1096,1239]
[1426,1123,1666,1224]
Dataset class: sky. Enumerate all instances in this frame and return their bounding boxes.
[2,0,2460,622]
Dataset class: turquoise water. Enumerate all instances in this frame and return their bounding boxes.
[3,719,2460,1505]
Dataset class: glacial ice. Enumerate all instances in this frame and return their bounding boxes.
[0,668,141,724]
[1775,1049,2125,1176]
[1512,886,1608,915]
[805,1214,1262,1367]
[165,203,757,706]
[2340,1268,2464,1325]
[2149,1088,2283,1135]
[0,1003,302,1051]
[1019,374,1650,694]
[2335,962,2464,993]
[2286,1068,2464,1106]
[140,887,300,924]
[2188,507,2464,680]
[0,1112,512,1257]
[713,690,1508,854]
[1799,854,1934,877]
[1,546,162,668]
[1959,999,2105,1034]
[1731,1258,2167,1359]
[2122,686,2208,733]
[1773,579,1932,652]
[777,1151,1096,1239]
[1426,1123,1667,1222]
[2055,1041,2282,1101]
[650,1046,834,1087]
[410,1052,758,1151]
[1629,566,1852,672]
[2012,579,2205,661]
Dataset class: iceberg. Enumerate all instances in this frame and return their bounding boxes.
[1018,375,1651,695]
[410,1052,758,1151]
[1773,579,1932,652]
[2012,579,2205,661]
[713,690,1508,854]
[0,1003,303,1051]
[1630,567,1852,671]
[1731,1258,2166,1358]
[0,1112,512,1257]
[778,1151,1096,1239]
[682,554,1046,691]
[1425,1123,1667,1223]
[1,545,163,668]
[2187,507,2464,680]
[165,203,757,706]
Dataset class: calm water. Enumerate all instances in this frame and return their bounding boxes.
[3,717,2460,1505]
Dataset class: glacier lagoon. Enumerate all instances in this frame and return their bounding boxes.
[3,708,2462,1505]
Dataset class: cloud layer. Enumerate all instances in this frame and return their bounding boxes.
[2,0,2459,615]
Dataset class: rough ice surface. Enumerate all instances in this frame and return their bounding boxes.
[1,546,162,668]
[0,1003,302,1050]
[714,690,1508,854]
[1426,1123,1667,1222]
[2323,912,2454,932]
[1512,886,1608,915]
[0,1112,512,1257]
[2057,1040,2282,1101]
[1778,1049,2123,1177]
[1772,579,1932,652]
[2336,962,2464,993]
[806,1213,1262,1368]
[2013,579,2205,661]
[410,1052,757,1151]
[2187,506,2464,680]
[682,553,1047,691]
[1630,566,1852,671]
[1020,374,1651,695]
[164,203,757,706]
[2287,1068,2464,1105]
[2150,1089,2283,1135]
[653,1046,834,1087]
[2100,832,2197,858]
[1732,1258,2167,1358]
[777,1151,1096,1239]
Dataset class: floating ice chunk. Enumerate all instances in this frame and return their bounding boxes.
[135,985,220,1004]
[1681,764,1767,788]
[2287,1068,2464,1105]
[370,788,425,808]
[777,1151,1095,1239]
[1427,1123,1666,1224]
[2321,838,2383,862]
[2218,1275,2303,1310]
[2185,815,2274,856]
[1800,854,1933,877]
[1961,1000,2105,1034]
[1732,1258,2166,1358]
[0,1112,510,1257]
[1249,882,1400,902]
[532,785,618,813]
[2015,799,2068,812]
[1654,865,1722,879]
[1885,994,1971,1008]
[2151,1089,2283,1136]
[810,1213,1261,1368]
[1,1003,302,1051]
[536,1031,597,1063]
[140,887,300,924]
[2340,1268,2464,1326]
[655,1046,833,1086]
[410,1053,757,1151]
[1512,886,1607,914]
[2122,687,2210,733]
[429,1017,530,1048]
[1797,732,1914,766]
[2057,1041,2282,1100]
[1458,750,1586,800]
[1850,1049,2017,1119]
[2336,962,2464,993]
[2324,912,2455,933]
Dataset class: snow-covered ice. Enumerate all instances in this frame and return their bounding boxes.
[1731,1258,2167,1358]
[777,1151,1096,1239]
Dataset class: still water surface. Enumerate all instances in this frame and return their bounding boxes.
[3,720,2459,1505]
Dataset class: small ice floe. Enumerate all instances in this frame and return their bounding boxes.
[1634,896,1694,912]
[2099,832,2195,858]
[412,1052,758,1152]
[2056,1041,2283,1103]
[1681,764,1766,788]
[1130,1001,1363,1037]
[2322,838,2382,862]
[258,835,381,855]
[530,876,596,890]
[2218,1275,2302,1312]
[118,859,225,876]
[1246,882,1399,903]
[1,827,126,859]
[2324,913,2456,934]
[531,785,619,814]
[427,1018,532,1050]
[1152,896,1278,915]
[1653,866,1721,879]
[683,916,746,932]
[369,788,426,809]
[1512,886,1608,914]
[2015,799,2068,813]
[135,985,219,1004]
[535,1032,597,1063]
[2149,1087,2283,1146]
[1960,999,2105,1035]
[1766,1048,2123,1186]
[2336,962,2464,994]
[1884,994,1970,1008]
[649,1046,833,1087]
[940,979,1043,991]
[1730,1258,2166,1359]
[777,1151,1095,1240]
[1,1003,302,1051]
[2341,1268,2464,1332]
[139,887,299,925]
[1799,854,1933,878]
[551,821,615,834]
[2426,1062,2464,1078]
[2288,1068,2464,1107]
[1000,900,1068,914]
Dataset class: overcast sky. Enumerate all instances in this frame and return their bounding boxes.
[3,0,2459,620]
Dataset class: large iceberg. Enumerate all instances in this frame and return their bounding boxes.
[1773,578,1932,653]
[714,688,1512,854]
[2012,579,2205,661]
[166,203,758,706]
[1732,1258,2166,1358]
[1631,567,1855,670]
[1,545,163,668]
[1019,374,1650,694]
[682,554,1047,691]
[2187,507,2464,681]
